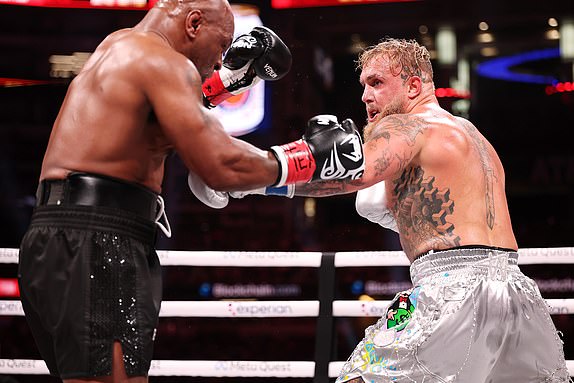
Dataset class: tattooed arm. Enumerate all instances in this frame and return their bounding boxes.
[295,114,427,197]
[294,177,366,197]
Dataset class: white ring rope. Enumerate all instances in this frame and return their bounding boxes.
[0,358,571,378]
[0,248,324,267]
[0,300,322,317]
[334,247,574,267]
[332,299,574,316]
[1,247,573,377]
[0,359,317,377]
[3,247,574,266]
[2,299,574,317]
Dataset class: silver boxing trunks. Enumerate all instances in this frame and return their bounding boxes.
[337,247,570,382]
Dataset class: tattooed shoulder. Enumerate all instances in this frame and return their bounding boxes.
[367,114,427,146]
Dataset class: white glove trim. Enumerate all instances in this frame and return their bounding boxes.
[270,145,288,186]
[282,184,295,198]
[187,172,229,209]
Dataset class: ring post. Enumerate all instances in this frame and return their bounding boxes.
[314,252,336,383]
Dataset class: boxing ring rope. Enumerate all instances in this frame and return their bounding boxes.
[1,247,573,379]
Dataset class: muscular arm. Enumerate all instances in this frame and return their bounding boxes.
[294,177,366,197]
[145,51,278,191]
[295,114,427,197]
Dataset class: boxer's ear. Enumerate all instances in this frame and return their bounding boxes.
[406,76,422,99]
[186,10,202,38]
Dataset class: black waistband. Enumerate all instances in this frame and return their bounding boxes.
[414,244,518,261]
[36,172,159,221]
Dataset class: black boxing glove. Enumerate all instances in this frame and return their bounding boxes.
[249,26,292,81]
[202,26,292,108]
[270,115,365,186]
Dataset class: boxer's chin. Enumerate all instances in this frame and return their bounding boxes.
[363,101,406,141]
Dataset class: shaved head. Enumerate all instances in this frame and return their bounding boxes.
[155,0,233,23]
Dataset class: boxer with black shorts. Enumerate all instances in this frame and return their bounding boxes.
[199,38,570,382]
[17,0,366,381]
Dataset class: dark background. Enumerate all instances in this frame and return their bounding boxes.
[0,0,573,381]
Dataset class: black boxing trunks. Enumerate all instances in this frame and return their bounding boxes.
[337,247,570,382]
[18,173,162,379]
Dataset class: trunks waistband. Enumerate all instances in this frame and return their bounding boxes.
[414,244,517,261]
[36,172,159,222]
[29,204,157,244]
[410,246,519,285]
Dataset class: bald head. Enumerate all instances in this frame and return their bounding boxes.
[155,0,232,21]
[201,0,234,35]
[141,0,234,80]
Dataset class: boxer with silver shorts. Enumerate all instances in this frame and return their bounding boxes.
[337,246,569,382]
[194,37,571,382]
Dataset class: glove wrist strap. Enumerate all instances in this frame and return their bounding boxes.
[270,146,288,186]
[202,70,232,107]
[270,140,316,186]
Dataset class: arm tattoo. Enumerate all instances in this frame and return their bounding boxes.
[297,116,425,198]
[373,150,393,176]
[460,120,496,229]
[295,178,366,197]
[372,150,412,178]
[392,166,461,256]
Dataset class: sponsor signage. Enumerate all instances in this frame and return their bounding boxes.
[0,0,152,9]
[271,0,416,9]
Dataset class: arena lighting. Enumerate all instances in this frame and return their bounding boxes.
[560,18,574,59]
[0,278,19,298]
[271,0,417,8]
[434,87,470,99]
[0,0,151,9]
[476,48,559,84]
[0,77,55,87]
[436,25,457,65]
[49,52,91,78]
[545,81,574,95]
